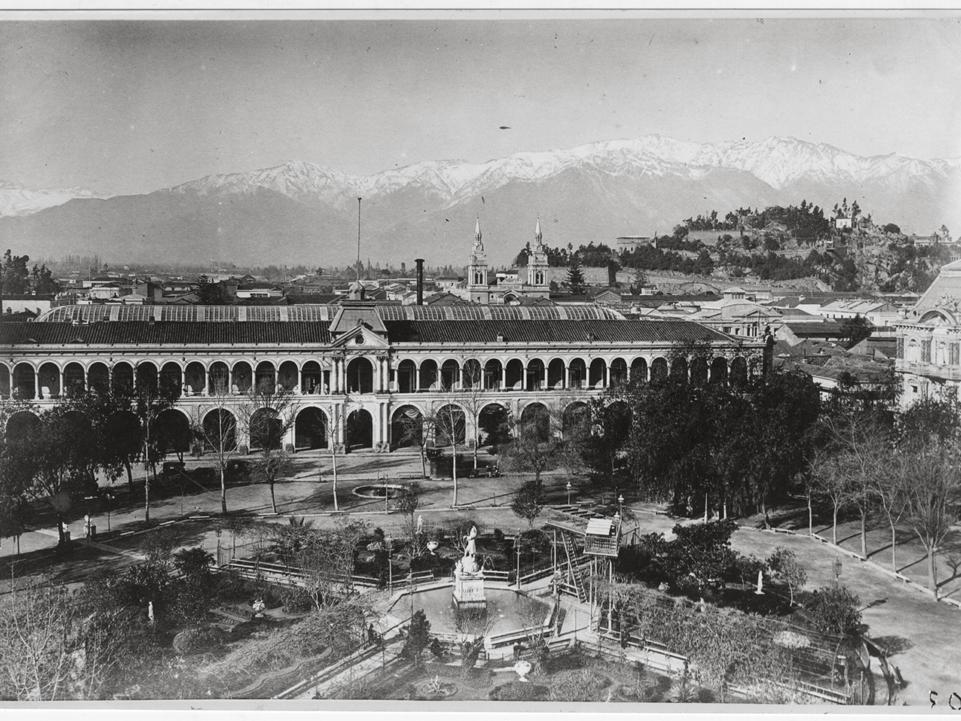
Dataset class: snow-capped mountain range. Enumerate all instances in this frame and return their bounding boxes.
[0,181,102,217]
[168,135,961,210]
[3,135,958,266]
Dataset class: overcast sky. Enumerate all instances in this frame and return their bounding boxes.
[2,15,960,195]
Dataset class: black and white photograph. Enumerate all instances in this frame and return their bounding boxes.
[1,8,961,710]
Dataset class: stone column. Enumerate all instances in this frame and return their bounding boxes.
[296,364,303,395]
[413,362,420,392]
[542,361,548,390]
[564,363,571,390]
[333,403,345,446]
[500,362,507,390]
[332,359,340,393]
[35,370,42,400]
[58,367,65,398]
[604,363,610,388]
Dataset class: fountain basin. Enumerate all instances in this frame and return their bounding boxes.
[353,484,406,499]
[388,585,549,642]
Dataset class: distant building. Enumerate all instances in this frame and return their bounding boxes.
[0,294,53,315]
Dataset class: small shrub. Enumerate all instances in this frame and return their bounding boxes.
[281,586,315,614]
[803,584,862,637]
[172,625,228,655]
[548,668,612,701]
[489,681,549,701]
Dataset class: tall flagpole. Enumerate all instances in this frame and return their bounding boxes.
[357,197,362,281]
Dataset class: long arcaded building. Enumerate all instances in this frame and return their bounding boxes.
[0,287,765,453]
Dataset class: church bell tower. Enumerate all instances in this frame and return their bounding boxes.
[527,217,549,295]
[468,217,490,303]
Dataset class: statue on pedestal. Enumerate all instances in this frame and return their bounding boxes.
[457,525,480,576]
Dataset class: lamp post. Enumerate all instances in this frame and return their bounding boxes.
[566,480,573,506]
[386,537,393,593]
[105,492,114,532]
[216,528,222,566]
[617,493,624,517]
[516,536,522,590]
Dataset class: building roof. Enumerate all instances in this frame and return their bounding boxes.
[0,321,332,346]
[383,318,731,345]
[913,259,961,315]
[10,304,734,348]
[35,304,338,323]
[782,320,845,338]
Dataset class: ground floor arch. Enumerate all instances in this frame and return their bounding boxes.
[249,407,281,450]
[391,404,424,449]
[154,408,191,457]
[346,408,373,451]
[520,402,551,443]
[477,403,510,448]
[562,401,591,440]
[434,403,466,447]
[201,408,237,452]
[6,410,40,442]
[294,406,328,450]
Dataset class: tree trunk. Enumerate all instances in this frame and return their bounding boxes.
[331,449,339,512]
[57,516,66,545]
[144,473,151,524]
[927,547,938,597]
[807,492,813,536]
[451,443,458,508]
[419,446,427,479]
[832,504,838,545]
[889,522,897,574]
[269,479,277,514]
[220,466,228,514]
[125,459,133,490]
[859,507,867,559]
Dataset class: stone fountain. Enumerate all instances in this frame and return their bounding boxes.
[452,525,486,612]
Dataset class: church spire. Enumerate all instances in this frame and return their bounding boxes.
[473,216,484,253]
[534,217,543,246]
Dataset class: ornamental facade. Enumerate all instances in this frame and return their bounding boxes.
[1,295,764,454]
[895,259,961,407]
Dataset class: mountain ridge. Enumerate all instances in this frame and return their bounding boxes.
[3,135,958,266]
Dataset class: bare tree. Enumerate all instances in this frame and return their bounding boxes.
[395,408,435,480]
[871,454,908,574]
[901,444,961,596]
[290,519,367,609]
[810,447,855,546]
[325,397,359,512]
[238,384,298,514]
[499,411,560,490]
[193,385,237,514]
[0,577,126,700]
[458,360,487,472]
[432,400,466,508]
